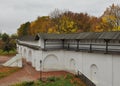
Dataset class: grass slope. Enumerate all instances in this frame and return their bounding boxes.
[0,66,20,79]
[11,74,86,86]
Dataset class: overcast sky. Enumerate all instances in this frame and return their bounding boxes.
[0,0,119,34]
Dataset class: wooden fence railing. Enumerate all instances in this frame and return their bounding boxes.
[76,71,96,86]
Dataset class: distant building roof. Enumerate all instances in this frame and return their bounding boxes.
[18,35,36,41]
[18,31,120,41]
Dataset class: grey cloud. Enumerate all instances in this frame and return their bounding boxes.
[0,0,119,34]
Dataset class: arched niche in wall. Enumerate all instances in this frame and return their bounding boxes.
[28,50,32,62]
[23,48,26,58]
[70,59,76,73]
[16,45,19,52]
[43,54,59,71]
[90,64,98,83]
[19,47,22,54]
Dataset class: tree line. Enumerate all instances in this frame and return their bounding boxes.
[17,4,120,37]
[0,33,17,53]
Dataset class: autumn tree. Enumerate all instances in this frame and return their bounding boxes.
[29,16,57,35]
[89,17,102,32]
[58,15,78,33]
[101,4,120,31]
[49,9,64,33]
[17,4,120,36]
[75,13,92,32]
[50,10,92,33]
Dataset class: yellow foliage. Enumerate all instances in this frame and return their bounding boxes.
[102,17,107,23]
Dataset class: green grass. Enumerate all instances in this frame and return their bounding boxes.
[0,49,17,56]
[11,74,86,86]
[0,66,20,79]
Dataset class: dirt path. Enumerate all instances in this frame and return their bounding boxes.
[0,59,68,86]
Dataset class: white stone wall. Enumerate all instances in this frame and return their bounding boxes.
[34,50,42,71]
[113,55,120,86]
[82,53,113,86]
[17,44,120,86]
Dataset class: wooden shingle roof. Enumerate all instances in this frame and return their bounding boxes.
[18,31,120,41]
[37,31,120,40]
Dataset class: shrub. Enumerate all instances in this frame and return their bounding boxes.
[2,51,9,55]
[0,49,3,54]
[9,50,17,55]
[65,74,73,79]
[0,49,17,55]
[47,76,59,82]
[12,81,34,86]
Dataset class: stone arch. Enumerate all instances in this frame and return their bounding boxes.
[90,64,98,82]
[43,54,59,71]
[70,58,76,72]
[28,50,32,62]
[16,45,19,52]
[18,46,20,52]
[18,45,22,54]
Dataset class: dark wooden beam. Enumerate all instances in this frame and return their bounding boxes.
[104,39,110,54]
[44,39,47,50]
[62,39,65,49]
[76,40,79,51]
[89,44,92,53]
[68,43,70,49]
